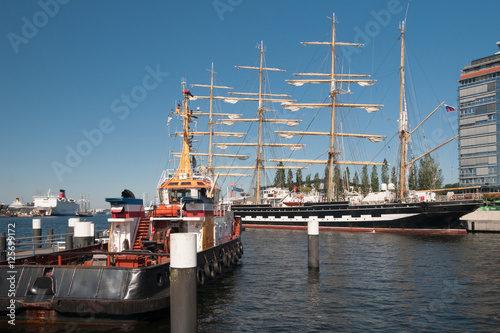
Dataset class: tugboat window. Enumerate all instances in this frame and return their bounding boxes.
[169,189,192,202]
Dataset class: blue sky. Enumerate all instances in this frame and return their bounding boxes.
[1,0,499,208]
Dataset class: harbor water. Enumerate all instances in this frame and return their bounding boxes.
[1,216,500,332]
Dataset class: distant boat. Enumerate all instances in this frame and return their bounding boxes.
[77,193,93,217]
[33,189,78,216]
[8,198,25,210]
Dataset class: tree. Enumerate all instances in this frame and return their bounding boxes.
[324,166,330,196]
[305,174,312,188]
[296,169,303,190]
[371,165,379,192]
[333,165,342,199]
[286,169,294,191]
[361,165,370,195]
[381,158,389,185]
[408,164,418,190]
[352,171,360,191]
[418,155,443,190]
[274,162,286,188]
[313,173,321,191]
[345,167,351,189]
[390,166,398,188]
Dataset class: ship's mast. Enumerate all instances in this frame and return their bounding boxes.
[218,41,306,203]
[398,21,408,199]
[396,20,457,198]
[328,15,337,201]
[208,63,216,170]
[274,13,386,201]
[188,64,251,177]
[172,83,193,180]
[256,40,265,204]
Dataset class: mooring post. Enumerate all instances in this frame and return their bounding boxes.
[65,234,73,250]
[33,218,42,249]
[68,217,79,235]
[308,218,319,270]
[47,229,53,248]
[74,221,94,248]
[170,233,198,333]
[0,233,6,262]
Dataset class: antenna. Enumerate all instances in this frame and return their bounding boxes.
[403,0,411,27]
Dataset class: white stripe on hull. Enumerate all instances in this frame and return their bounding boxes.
[242,213,419,223]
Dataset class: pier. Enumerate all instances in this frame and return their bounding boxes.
[0,218,107,259]
[461,210,500,232]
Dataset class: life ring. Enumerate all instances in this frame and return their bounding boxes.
[197,268,205,286]
[450,195,455,200]
[204,262,215,279]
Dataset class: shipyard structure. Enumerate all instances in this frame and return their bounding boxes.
[458,42,500,191]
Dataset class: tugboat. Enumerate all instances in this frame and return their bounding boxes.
[0,87,243,322]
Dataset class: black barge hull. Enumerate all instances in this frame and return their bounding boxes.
[232,200,481,234]
[0,238,242,322]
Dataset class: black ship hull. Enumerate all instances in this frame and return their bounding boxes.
[232,200,481,234]
[0,238,242,322]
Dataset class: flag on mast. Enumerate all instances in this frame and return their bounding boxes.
[445,104,457,112]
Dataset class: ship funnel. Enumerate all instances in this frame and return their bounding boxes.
[496,41,500,54]
[59,189,66,199]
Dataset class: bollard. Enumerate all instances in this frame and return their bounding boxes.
[33,218,42,249]
[308,219,319,270]
[90,223,95,244]
[68,217,80,235]
[170,233,198,333]
[0,233,6,262]
[47,229,53,247]
[74,221,94,248]
[65,234,73,250]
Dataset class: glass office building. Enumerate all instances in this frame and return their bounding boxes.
[458,42,500,190]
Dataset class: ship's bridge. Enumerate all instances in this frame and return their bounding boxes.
[157,171,221,206]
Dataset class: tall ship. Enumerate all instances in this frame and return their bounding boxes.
[231,14,481,234]
[0,87,243,321]
[33,189,78,216]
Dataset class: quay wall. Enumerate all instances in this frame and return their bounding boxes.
[461,210,500,232]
